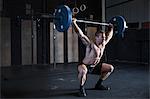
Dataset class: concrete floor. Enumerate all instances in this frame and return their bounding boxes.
[1,63,149,99]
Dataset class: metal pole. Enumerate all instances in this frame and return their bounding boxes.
[102,0,107,62]
[53,24,56,69]
[31,10,34,64]
[102,0,106,31]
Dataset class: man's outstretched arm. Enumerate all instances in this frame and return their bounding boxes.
[72,18,91,46]
[105,24,114,44]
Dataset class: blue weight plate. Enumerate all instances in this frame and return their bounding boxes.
[109,16,126,38]
[54,5,72,32]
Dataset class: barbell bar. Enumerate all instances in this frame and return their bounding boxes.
[38,5,126,38]
[53,5,128,38]
[76,19,110,26]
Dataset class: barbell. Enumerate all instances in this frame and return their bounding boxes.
[53,5,128,38]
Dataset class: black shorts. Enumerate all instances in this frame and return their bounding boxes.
[87,62,102,75]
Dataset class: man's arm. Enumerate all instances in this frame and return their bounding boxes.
[105,24,114,44]
[72,18,91,46]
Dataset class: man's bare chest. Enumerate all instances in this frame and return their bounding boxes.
[86,44,105,58]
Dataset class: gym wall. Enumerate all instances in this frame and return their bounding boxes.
[68,26,79,63]
[49,23,64,63]
[106,0,149,23]
[87,27,97,42]
[106,0,149,64]
[21,20,32,65]
[49,23,78,64]
[0,17,11,66]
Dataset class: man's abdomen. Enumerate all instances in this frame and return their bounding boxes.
[83,57,100,65]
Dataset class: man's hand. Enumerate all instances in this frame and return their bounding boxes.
[72,18,77,24]
[106,23,113,32]
[108,23,113,29]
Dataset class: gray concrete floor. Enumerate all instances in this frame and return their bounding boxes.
[1,63,149,99]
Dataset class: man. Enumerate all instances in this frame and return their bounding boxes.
[72,18,114,97]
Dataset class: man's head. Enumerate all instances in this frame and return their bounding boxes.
[95,30,106,44]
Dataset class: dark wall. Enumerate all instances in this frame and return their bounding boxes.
[3,0,50,65]
[87,0,102,20]
[3,0,25,16]
[11,17,22,65]
[3,0,45,17]
[2,0,103,65]
[106,29,149,63]
[48,0,102,20]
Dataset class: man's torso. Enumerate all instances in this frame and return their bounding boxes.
[82,42,105,66]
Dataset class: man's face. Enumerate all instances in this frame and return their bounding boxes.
[95,33,106,44]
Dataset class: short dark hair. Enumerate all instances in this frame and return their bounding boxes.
[95,30,104,37]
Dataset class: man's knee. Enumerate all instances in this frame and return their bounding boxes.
[110,65,114,73]
[101,63,114,73]
[78,64,88,74]
[82,69,88,75]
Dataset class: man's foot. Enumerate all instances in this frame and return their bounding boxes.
[78,87,87,97]
[95,84,110,90]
